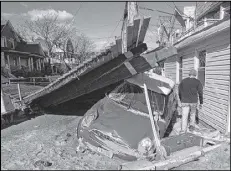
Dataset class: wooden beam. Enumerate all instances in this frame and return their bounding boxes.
[31,57,34,71]
[39,59,41,71]
[127,25,134,51]
[131,18,141,49]
[17,83,22,102]
[28,58,31,71]
[121,144,222,170]
[18,56,21,69]
[110,44,118,59]
[136,17,151,46]
[25,44,177,107]
[144,83,167,160]
[176,56,180,84]
[116,37,122,55]
[34,44,148,107]
[7,55,11,72]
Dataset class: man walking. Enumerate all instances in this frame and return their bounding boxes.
[178,69,203,133]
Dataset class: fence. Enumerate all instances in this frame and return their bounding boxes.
[8,76,60,86]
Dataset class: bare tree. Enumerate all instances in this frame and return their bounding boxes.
[15,24,37,42]
[16,12,96,65]
[20,12,74,57]
[71,33,96,63]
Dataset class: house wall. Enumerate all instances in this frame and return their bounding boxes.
[1,52,5,67]
[1,23,18,49]
[164,55,177,82]
[20,57,29,67]
[7,53,18,66]
[164,28,230,133]
[4,53,29,69]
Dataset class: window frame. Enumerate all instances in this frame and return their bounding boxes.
[198,49,206,87]
[13,57,17,66]
[1,36,7,47]
[179,56,183,82]
[9,38,15,49]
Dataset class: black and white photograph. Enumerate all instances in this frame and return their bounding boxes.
[1,1,230,170]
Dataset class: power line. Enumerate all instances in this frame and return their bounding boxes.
[139,6,175,16]
[75,20,122,32]
[71,2,83,23]
[102,16,123,50]
[139,5,193,19]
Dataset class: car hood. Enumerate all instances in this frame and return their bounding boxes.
[86,97,166,149]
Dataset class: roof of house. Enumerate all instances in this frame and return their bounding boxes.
[1,19,7,31]
[34,38,49,52]
[1,25,5,31]
[1,20,24,42]
[196,2,223,21]
[15,43,45,57]
[174,16,230,49]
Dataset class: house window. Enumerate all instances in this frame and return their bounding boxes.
[179,56,183,82]
[1,37,7,47]
[198,50,206,87]
[9,38,15,49]
[4,55,8,65]
[13,57,17,66]
[26,59,29,66]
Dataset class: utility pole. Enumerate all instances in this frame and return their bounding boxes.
[121,2,139,53]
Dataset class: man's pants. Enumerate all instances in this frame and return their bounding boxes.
[181,103,197,132]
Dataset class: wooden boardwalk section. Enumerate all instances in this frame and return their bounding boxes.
[23,16,177,109]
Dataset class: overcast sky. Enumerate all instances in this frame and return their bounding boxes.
[1,1,195,51]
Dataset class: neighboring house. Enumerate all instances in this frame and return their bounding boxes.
[34,38,79,74]
[160,2,230,134]
[1,20,46,73]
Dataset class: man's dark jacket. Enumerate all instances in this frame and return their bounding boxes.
[178,77,203,104]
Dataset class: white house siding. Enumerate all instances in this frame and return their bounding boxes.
[179,50,195,79]
[164,28,230,133]
[164,55,177,82]
[201,30,230,133]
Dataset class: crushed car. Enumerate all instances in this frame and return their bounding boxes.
[77,72,178,161]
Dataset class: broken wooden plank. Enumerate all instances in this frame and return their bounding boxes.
[32,43,147,107]
[116,37,122,55]
[191,130,230,143]
[136,17,151,46]
[127,25,134,51]
[110,44,118,59]
[149,144,222,170]
[121,144,222,170]
[34,43,177,107]
[120,146,201,170]
[144,83,167,159]
[131,18,141,49]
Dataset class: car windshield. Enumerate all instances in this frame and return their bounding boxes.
[108,81,165,114]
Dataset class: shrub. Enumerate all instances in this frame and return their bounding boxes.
[11,66,25,77]
[1,67,10,78]
[44,63,52,76]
